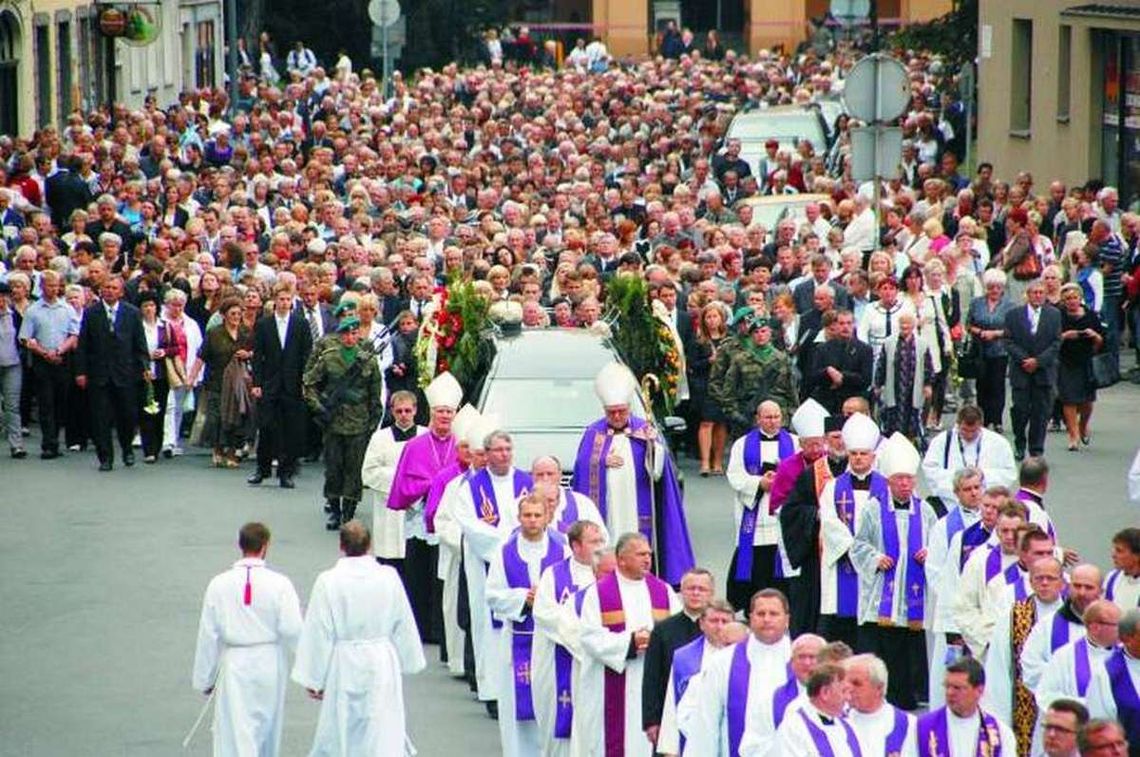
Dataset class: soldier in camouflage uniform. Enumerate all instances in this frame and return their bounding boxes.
[707,307,757,437]
[303,316,384,530]
[718,315,798,436]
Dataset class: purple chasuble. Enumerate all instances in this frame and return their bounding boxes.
[797,709,862,757]
[549,558,583,739]
[734,428,796,581]
[916,707,1004,757]
[501,532,565,722]
[832,472,888,617]
[572,417,695,584]
[595,572,672,757]
[1106,649,1140,741]
[424,460,466,533]
[387,432,458,510]
[877,496,927,628]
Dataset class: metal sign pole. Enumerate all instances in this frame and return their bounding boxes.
[382,17,389,100]
[226,0,238,109]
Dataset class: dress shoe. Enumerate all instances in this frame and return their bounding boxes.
[325,511,342,531]
[279,476,295,489]
[485,701,499,720]
[40,450,60,460]
[247,471,267,485]
[98,461,113,472]
[161,447,173,459]
[11,447,27,459]
[342,500,358,522]
[123,452,136,467]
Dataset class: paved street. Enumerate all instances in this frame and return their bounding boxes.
[1,379,1139,755]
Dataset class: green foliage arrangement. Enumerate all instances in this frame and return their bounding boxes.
[604,274,681,415]
[414,278,492,397]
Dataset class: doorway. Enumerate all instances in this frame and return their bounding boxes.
[0,11,19,136]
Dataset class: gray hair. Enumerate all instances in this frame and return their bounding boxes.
[615,532,649,556]
[98,232,122,247]
[952,466,985,491]
[791,633,826,653]
[163,288,188,305]
[845,653,889,690]
[483,430,512,450]
[1119,608,1140,638]
[981,268,1007,289]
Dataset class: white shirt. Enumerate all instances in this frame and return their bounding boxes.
[274,314,289,349]
[944,708,1017,757]
[1027,305,1041,335]
[847,703,917,757]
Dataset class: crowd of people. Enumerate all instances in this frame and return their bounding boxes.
[3,27,1140,757]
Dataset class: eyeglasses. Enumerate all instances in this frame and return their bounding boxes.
[1043,723,1077,735]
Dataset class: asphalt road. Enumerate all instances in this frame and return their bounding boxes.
[1,377,1138,755]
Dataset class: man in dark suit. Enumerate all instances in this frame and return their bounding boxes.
[75,277,148,471]
[792,254,850,315]
[640,568,711,747]
[250,284,313,488]
[44,155,93,232]
[808,309,873,414]
[295,278,335,461]
[1004,279,1062,460]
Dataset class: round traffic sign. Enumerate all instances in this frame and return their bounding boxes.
[842,53,910,123]
[368,0,401,27]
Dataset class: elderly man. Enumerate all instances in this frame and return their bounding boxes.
[292,521,425,755]
[572,362,693,585]
[916,657,1017,756]
[679,589,795,755]
[1087,607,1140,749]
[531,455,607,539]
[725,400,800,610]
[18,269,78,459]
[574,532,680,757]
[732,633,827,757]
[1004,279,1062,460]
[772,663,861,756]
[845,653,917,755]
[1020,564,1103,689]
[1036,602,1120,741]
[792,253,850,315]
[192,523,302,757]
[850,432,938,711]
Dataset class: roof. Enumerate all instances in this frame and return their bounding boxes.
[488,328,619,379]
[1062,3,1140,19]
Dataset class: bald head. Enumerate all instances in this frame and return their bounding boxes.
[756,400,783,435]
[531,456,561,487]
[1084,600,1121,647]
[1069,563,1104,614]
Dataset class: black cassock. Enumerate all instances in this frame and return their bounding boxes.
[778,456,847,637]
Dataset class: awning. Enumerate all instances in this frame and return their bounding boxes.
[1062,3,1140,20]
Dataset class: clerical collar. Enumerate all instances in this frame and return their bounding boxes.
[683,609,702,622]
[812,706,837,726]
[489,468,513,481]
[892,498,911,510]
[759,430,781,441]
[392,424,417,442]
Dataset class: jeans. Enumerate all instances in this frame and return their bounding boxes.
[1103,294,1122,363]
[0,363,21,449]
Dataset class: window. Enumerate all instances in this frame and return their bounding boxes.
[1058,25,1072,121]
[34,22,51,128]
[1011,18,1033,134]
[57,20,72,125]
[195,20,216,89]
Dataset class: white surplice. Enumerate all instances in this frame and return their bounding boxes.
[849,495,937,627]
[1035,636,1116,754]
[1020,607,1084,690]
[951,542,1017,659]
[533,556,597,757]
[552,488,609,543]
[847,703,917,757]
[658,638,724,757]
[819,474,875,616]
[940,707,1017,757]
[454,467,525,701]
[192,558,303,757]
[981,595,1063,726]
[679,635,793,757]
[573,573,680,757]
[486,531,572,757]
[773,704,860,757]
[921,427,1017,506]
[1087,649,1140,723]
[362,424,426,559]
[434,467,473,677]
[726,432,801,576]
[291,556,425,757]
[598,430,665,540]
[926,506,983,709]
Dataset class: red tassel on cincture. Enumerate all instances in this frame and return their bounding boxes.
[243,566,252,606]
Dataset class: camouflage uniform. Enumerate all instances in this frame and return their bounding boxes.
[707,335,743,426]
[303,339,384,524]
[720,343,797,434]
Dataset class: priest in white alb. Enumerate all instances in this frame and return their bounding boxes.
[532,519,608,757]
[454,423,534,713]
[291,521,425,756]
[361,390,426,563]
[844,653,917,756]
[1019,563,1100,691]
[1086,607,1140,746]
[485,493,572,756]
[678,588,794,756]
[531,455,608,540]
[850,431,938,711]
[921,405,1017,509]
[772,663,862,757]
[192,522,303,757]
[574,532,680,757]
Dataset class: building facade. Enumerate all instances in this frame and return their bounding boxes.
[0,0,222,138]
[978,0,1140,208]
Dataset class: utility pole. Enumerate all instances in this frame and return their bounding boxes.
[225,0,238,109]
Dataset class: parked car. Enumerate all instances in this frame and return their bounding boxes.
[472,328,685,485]
[724,105,831,175]
[734,193,834,233]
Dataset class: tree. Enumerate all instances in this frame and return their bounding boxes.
[889,0,977,66]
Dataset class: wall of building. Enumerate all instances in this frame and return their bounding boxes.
[977,0,1108,189]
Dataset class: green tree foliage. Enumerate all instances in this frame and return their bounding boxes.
[890,0,977,66]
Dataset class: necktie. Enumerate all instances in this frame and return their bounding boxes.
[884,308,892,337]
[106,306,115,332]
[307,309,320,340]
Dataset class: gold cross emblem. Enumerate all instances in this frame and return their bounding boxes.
[480,491,498,525]
[836,490,855,526]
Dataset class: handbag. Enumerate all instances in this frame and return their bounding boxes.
[1091,351,1120,389]
[955,337,981,380]
[165,355,187,388]
[1013,251,1042,280]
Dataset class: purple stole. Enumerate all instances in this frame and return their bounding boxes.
[1015,489,1055,539]
[832,472,888,618]
[735,429,796,581]
[984,549,1027,599]
[575,417,654,527]
[1073,638,1093,697]
[501,532,565,722]
[885,707,910,755]
[1050,611,1075,652]
[916,707,1004,757]
[556,489,579,533]
[1106,648,1140,740]
[944,507,965,547]
[771,665,800,726]
[797,709,862,757]
[959,522,991,569]
[669,636,707,754]
[549,558,582,739]
[877,496,927,628]
[468,468,533,527]
[596,571,672,757]
[725,642,793,756]
[1105,569,1122,601]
